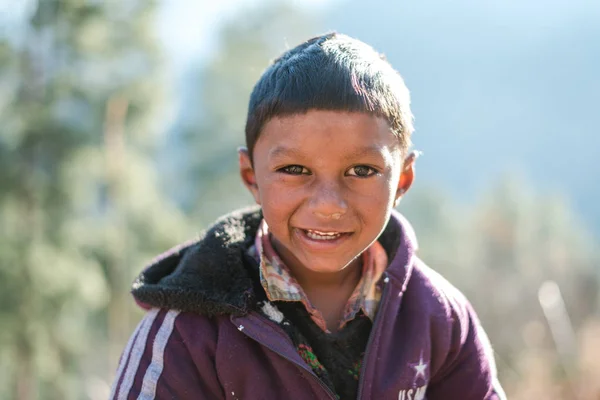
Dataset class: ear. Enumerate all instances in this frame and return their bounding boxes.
[238,147,261,204]
[394,150,418,207]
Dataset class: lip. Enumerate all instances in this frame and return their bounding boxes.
[293,227,353,251]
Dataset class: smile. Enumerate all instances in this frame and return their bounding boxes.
[304,229,344,241]
[293,227,353,252]
[298,228,353,245]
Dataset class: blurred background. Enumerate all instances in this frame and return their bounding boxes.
[0,0,598,399]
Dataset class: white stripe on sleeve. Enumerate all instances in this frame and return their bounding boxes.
[137,310,181,400]
[116,308,160,400]
[109,316,145,399]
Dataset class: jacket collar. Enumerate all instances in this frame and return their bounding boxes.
[131,206,417,316]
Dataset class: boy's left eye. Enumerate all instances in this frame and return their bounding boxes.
[346,165,378,177]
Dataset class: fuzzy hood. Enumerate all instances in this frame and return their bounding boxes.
[131,206,418,317]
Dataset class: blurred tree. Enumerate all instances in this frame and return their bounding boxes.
[403,178,599,397]
[171,1,321,222]
[0,1,188,398]
[469,178,597,350]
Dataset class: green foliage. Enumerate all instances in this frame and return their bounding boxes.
[0,1,186,398]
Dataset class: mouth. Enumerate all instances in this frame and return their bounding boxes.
[303,229,348,241]
[295,228,353,250]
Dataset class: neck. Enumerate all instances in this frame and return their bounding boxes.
[269,240,364,332]
[293,258,362,293]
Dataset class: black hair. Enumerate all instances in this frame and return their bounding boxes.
[245,32,414,161]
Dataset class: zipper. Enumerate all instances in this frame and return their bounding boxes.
[357,271,391,400]
[234,313,338,400]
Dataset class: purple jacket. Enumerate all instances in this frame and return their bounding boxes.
[110,207,505,400]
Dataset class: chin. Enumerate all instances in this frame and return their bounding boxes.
[301,256,359,274]
[307,265,349,274]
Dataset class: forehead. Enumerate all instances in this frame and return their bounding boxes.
[256,110,400,159]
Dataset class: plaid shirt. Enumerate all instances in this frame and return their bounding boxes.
[251,219,388,333]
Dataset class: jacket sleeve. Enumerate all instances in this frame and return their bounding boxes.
[109,308,224,400]
[427,295,507,400]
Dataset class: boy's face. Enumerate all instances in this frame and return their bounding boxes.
[240,110,414,275]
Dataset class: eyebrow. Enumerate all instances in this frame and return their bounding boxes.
[268,145,390,161]
[268,146,304,160]
[343,146,389,160]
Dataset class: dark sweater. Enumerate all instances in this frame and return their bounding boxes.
[245,251,372,399]
[274,301,372,399]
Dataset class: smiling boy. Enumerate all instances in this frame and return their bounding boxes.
[110,33,505,399]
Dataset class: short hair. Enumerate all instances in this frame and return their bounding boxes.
[245,32,414,161]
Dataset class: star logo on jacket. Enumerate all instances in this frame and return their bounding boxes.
[412,355,427,381]
[398,353,428,400]
[408,352,428,383]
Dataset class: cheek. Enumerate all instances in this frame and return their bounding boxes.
[351,181,396,227]
[262,182,303,209]
[259,183,303,230]
[351,179,396,206]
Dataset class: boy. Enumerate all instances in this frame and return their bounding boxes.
[110,33,505,399]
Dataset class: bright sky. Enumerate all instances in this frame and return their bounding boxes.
[157,0,334,70]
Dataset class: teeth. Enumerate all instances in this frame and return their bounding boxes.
[305,230,342,240]
[309,230,338,236]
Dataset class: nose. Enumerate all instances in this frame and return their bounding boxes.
[310,180,348,220]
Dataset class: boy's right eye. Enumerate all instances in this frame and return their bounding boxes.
[278,165,310,175]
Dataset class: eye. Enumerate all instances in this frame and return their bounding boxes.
[278,165,310,175]
[347,165,378,178]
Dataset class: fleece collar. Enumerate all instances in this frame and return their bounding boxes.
[131,206,418,317]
